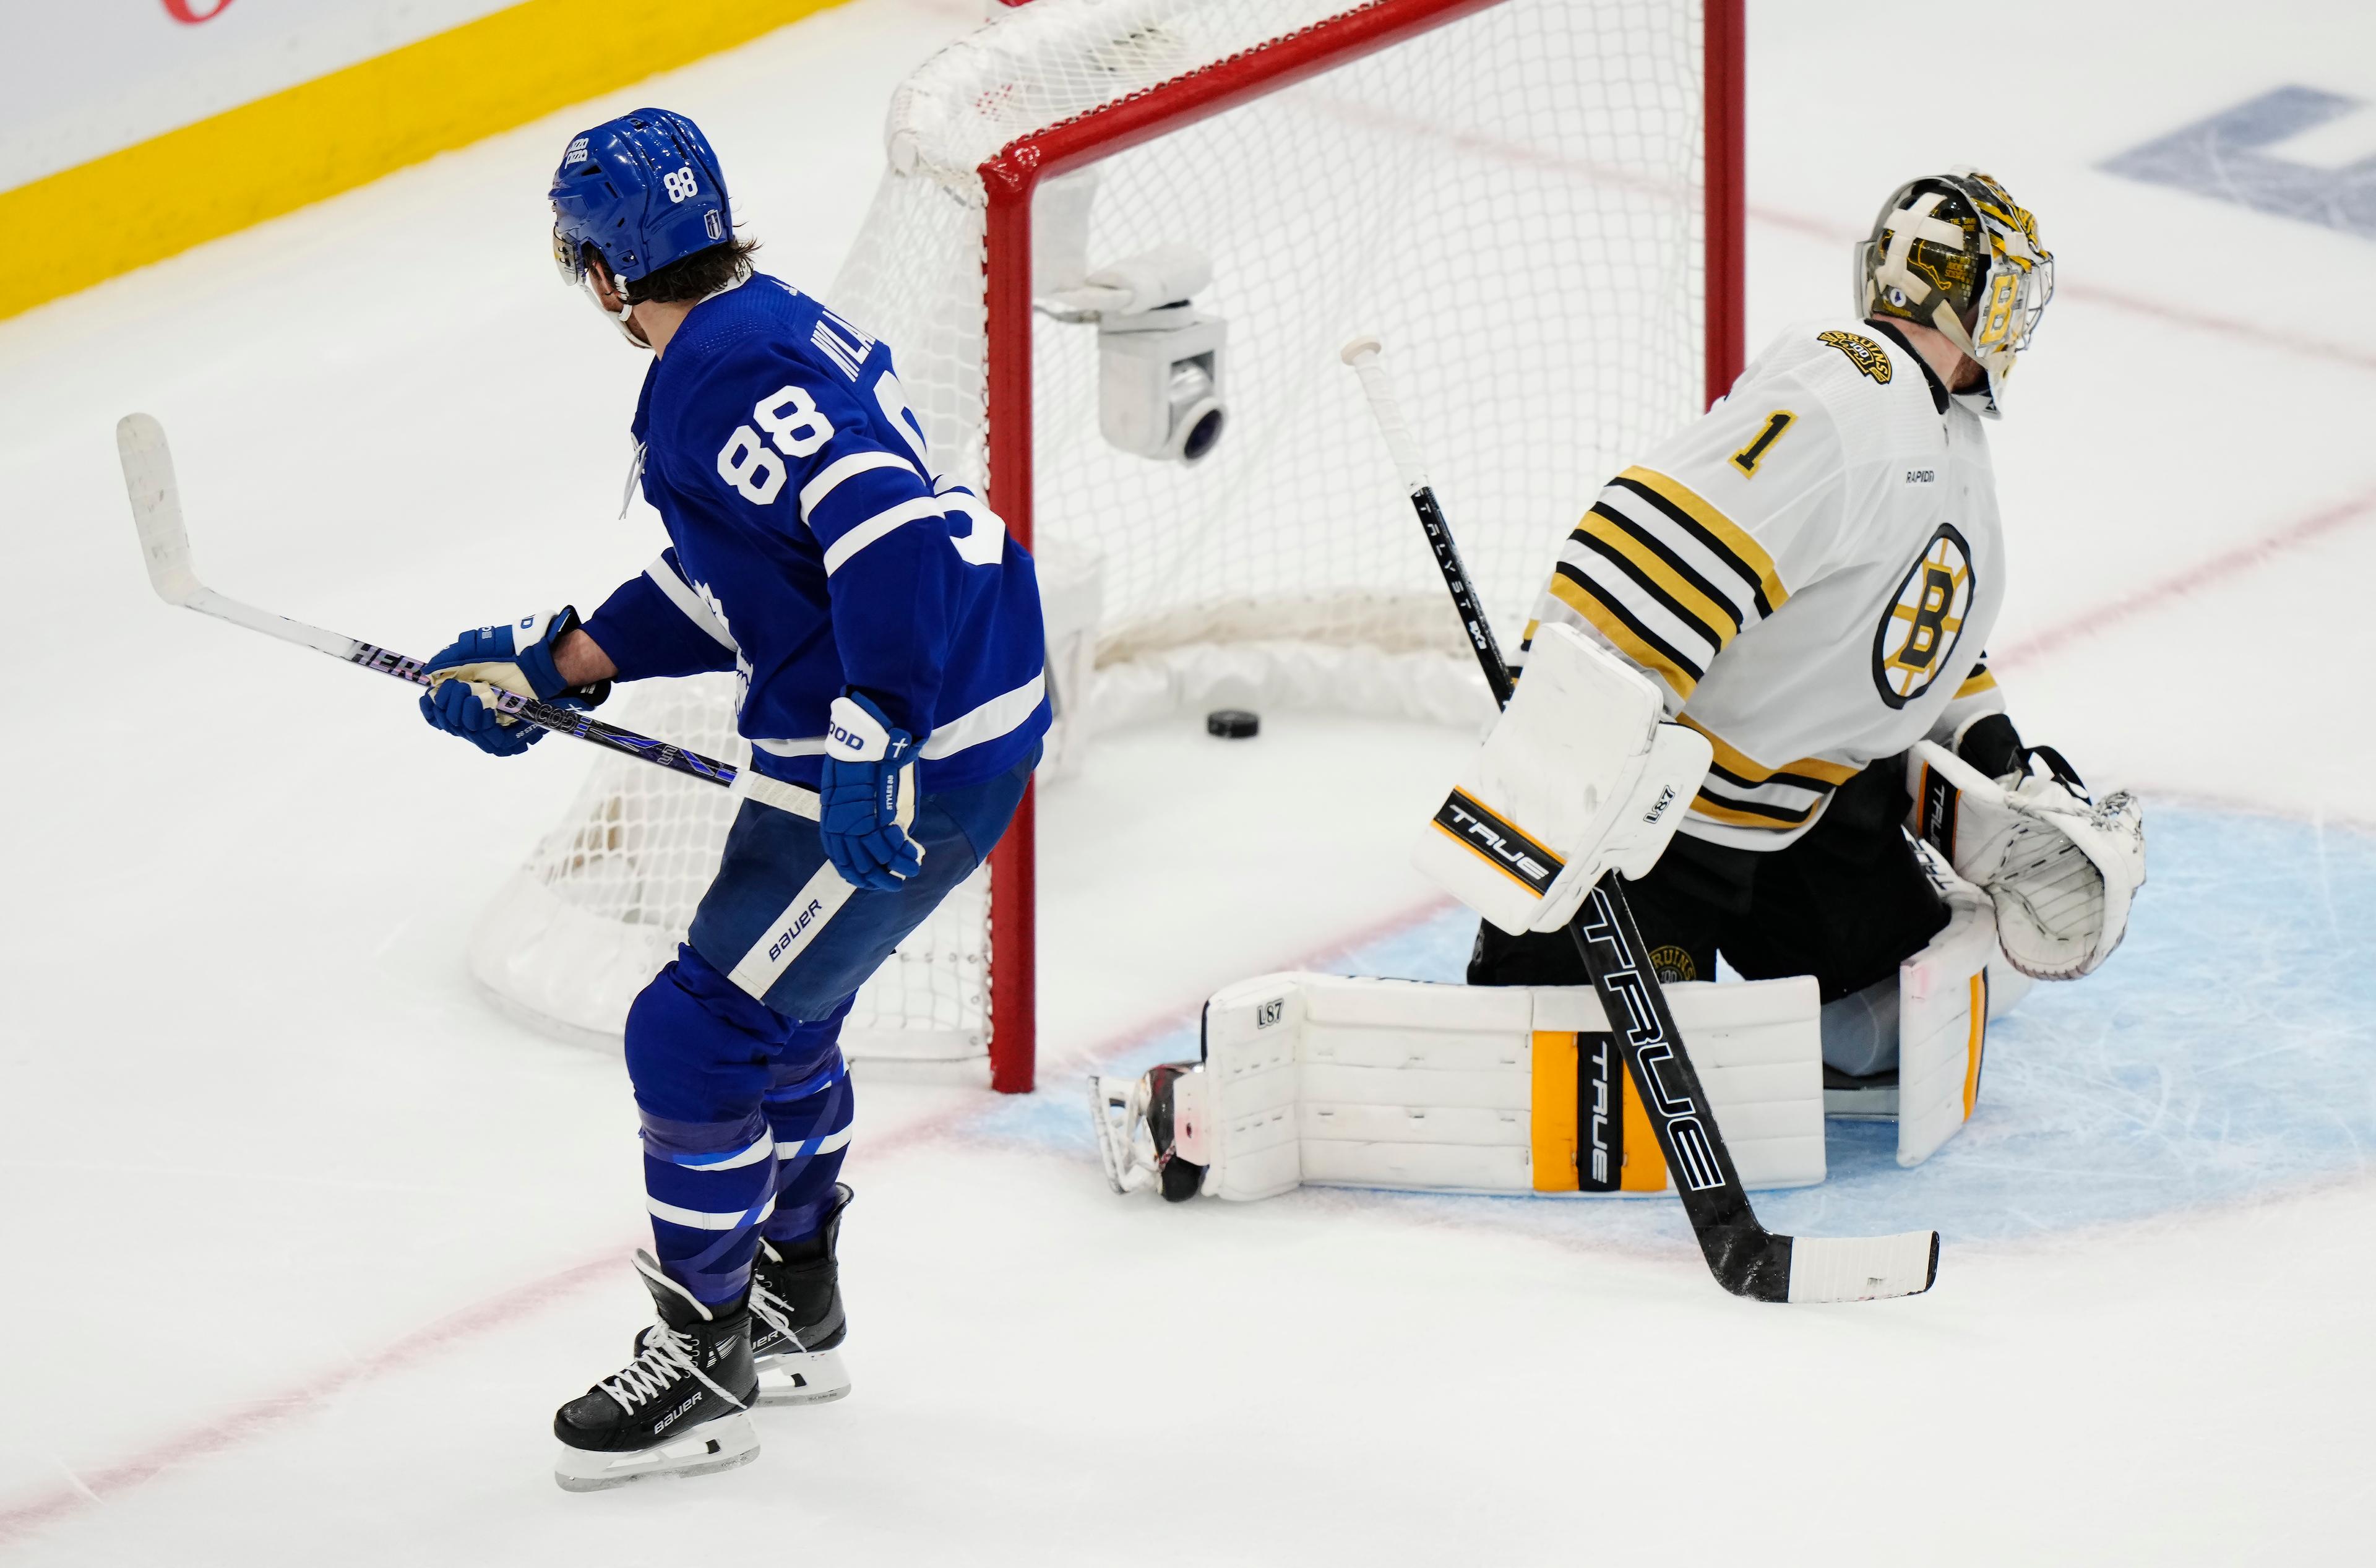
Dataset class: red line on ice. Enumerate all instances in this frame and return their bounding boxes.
[1296,103,2376,379]
[1747,205,2376,378]
[0,892,1457,1549]
[0,1254,611,1547]
[1996,483,2376,670]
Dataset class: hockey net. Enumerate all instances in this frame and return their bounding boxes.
[470,0,1736,1087]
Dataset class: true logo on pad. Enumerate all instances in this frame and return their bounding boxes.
[1431,790,1562,895]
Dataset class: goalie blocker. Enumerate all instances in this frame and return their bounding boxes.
[1413,624,1710,937]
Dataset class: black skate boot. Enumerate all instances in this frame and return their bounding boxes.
[552,1249,760,1492]
[747,1183,853,1406]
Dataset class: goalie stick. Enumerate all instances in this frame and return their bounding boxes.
[1339,339,1938,1304]
[116,413,739,793]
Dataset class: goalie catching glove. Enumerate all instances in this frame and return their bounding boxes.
[1909,736,2145,980]
[1413,623,1711,934]
[419,608,608,756]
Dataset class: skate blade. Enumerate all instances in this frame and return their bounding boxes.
[553,1411,760,1493]
[755,1347,850,1406]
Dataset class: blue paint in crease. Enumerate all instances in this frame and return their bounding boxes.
[973,806,2376,1247]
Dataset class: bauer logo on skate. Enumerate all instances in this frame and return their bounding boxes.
[1432,790,1562,895]
[1871,523,1974,709]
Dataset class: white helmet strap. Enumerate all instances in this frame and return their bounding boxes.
[1873,189,1986,374]
[581,264,655,351]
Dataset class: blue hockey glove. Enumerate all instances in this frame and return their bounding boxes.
[818,690,925,891]
[417,608,606,758]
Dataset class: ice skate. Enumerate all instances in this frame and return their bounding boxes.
[747,1182,854,1406]
[553,1250,760,1493]
[1090,1061,1208,1202]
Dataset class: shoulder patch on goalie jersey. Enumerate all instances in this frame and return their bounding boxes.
[1817,329,1893,384]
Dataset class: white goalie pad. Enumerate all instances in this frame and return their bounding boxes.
[1895,851,2029,1166]
[1132,970,1823,1202]
[1413,625,1712,936]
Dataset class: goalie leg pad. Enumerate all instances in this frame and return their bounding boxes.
[1121,970,1825,1201]
[1895,849,2032,1165]
[1414,624,1712,936]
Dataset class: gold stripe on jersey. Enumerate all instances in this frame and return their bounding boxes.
[1688,792,1822,830]
[1677,717,1859,790]
[1539,470,1786,705]
[1954,663,1997,699]
[1577,507,1746,646]
[1613,466,1790,617]
[1676,716,1857,832]
[1544,569,1703,700]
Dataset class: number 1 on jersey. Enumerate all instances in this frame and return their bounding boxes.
[1729,410,1796,477]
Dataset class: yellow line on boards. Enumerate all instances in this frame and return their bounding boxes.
[1,0,853,321]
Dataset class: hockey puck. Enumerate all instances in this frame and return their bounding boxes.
[1206,709,1260,739]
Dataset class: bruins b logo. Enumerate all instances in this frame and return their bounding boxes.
[1872,524,1975,708]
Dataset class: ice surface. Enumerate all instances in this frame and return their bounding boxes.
[1004,806,2376,1249]
[2,0,2374,1561]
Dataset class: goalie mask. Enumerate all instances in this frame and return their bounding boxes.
[1854,168,2053,416]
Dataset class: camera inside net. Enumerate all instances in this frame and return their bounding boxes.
[1096,290,1226,465]
[1033,174,1228,466]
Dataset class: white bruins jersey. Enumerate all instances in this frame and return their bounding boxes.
[1517,317,2009,851]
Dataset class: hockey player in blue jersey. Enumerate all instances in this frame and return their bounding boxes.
[415,109,1049,1490]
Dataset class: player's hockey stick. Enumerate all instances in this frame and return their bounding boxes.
[116,413,739,791]
[1340,340,1937,1304]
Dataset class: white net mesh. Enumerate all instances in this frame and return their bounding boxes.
[473,0,1711,1064]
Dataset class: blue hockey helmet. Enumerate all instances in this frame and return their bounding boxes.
[549,109,731,291]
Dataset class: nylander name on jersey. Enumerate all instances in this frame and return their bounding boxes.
[582,275,1049,791]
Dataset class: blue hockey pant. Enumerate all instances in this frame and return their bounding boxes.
[624,752,1033,1304]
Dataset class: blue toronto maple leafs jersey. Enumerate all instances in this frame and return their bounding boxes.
[581,274,1049,791]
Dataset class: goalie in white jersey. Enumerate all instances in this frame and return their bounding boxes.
[1089,170,2146,1210]
[1469,167,2145,1075]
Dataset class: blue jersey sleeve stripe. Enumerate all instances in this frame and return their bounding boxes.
[642,553,738,649]
[806,464,932,542]
[820,494,953,575]
[917,670,1046,760]
[799,449,920,524]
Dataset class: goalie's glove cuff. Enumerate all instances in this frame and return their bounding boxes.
[819,690,926,892]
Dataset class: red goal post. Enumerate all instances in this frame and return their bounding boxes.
[976,0,1746,1090]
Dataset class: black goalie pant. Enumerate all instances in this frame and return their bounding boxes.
[1467,760,1949,1003]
